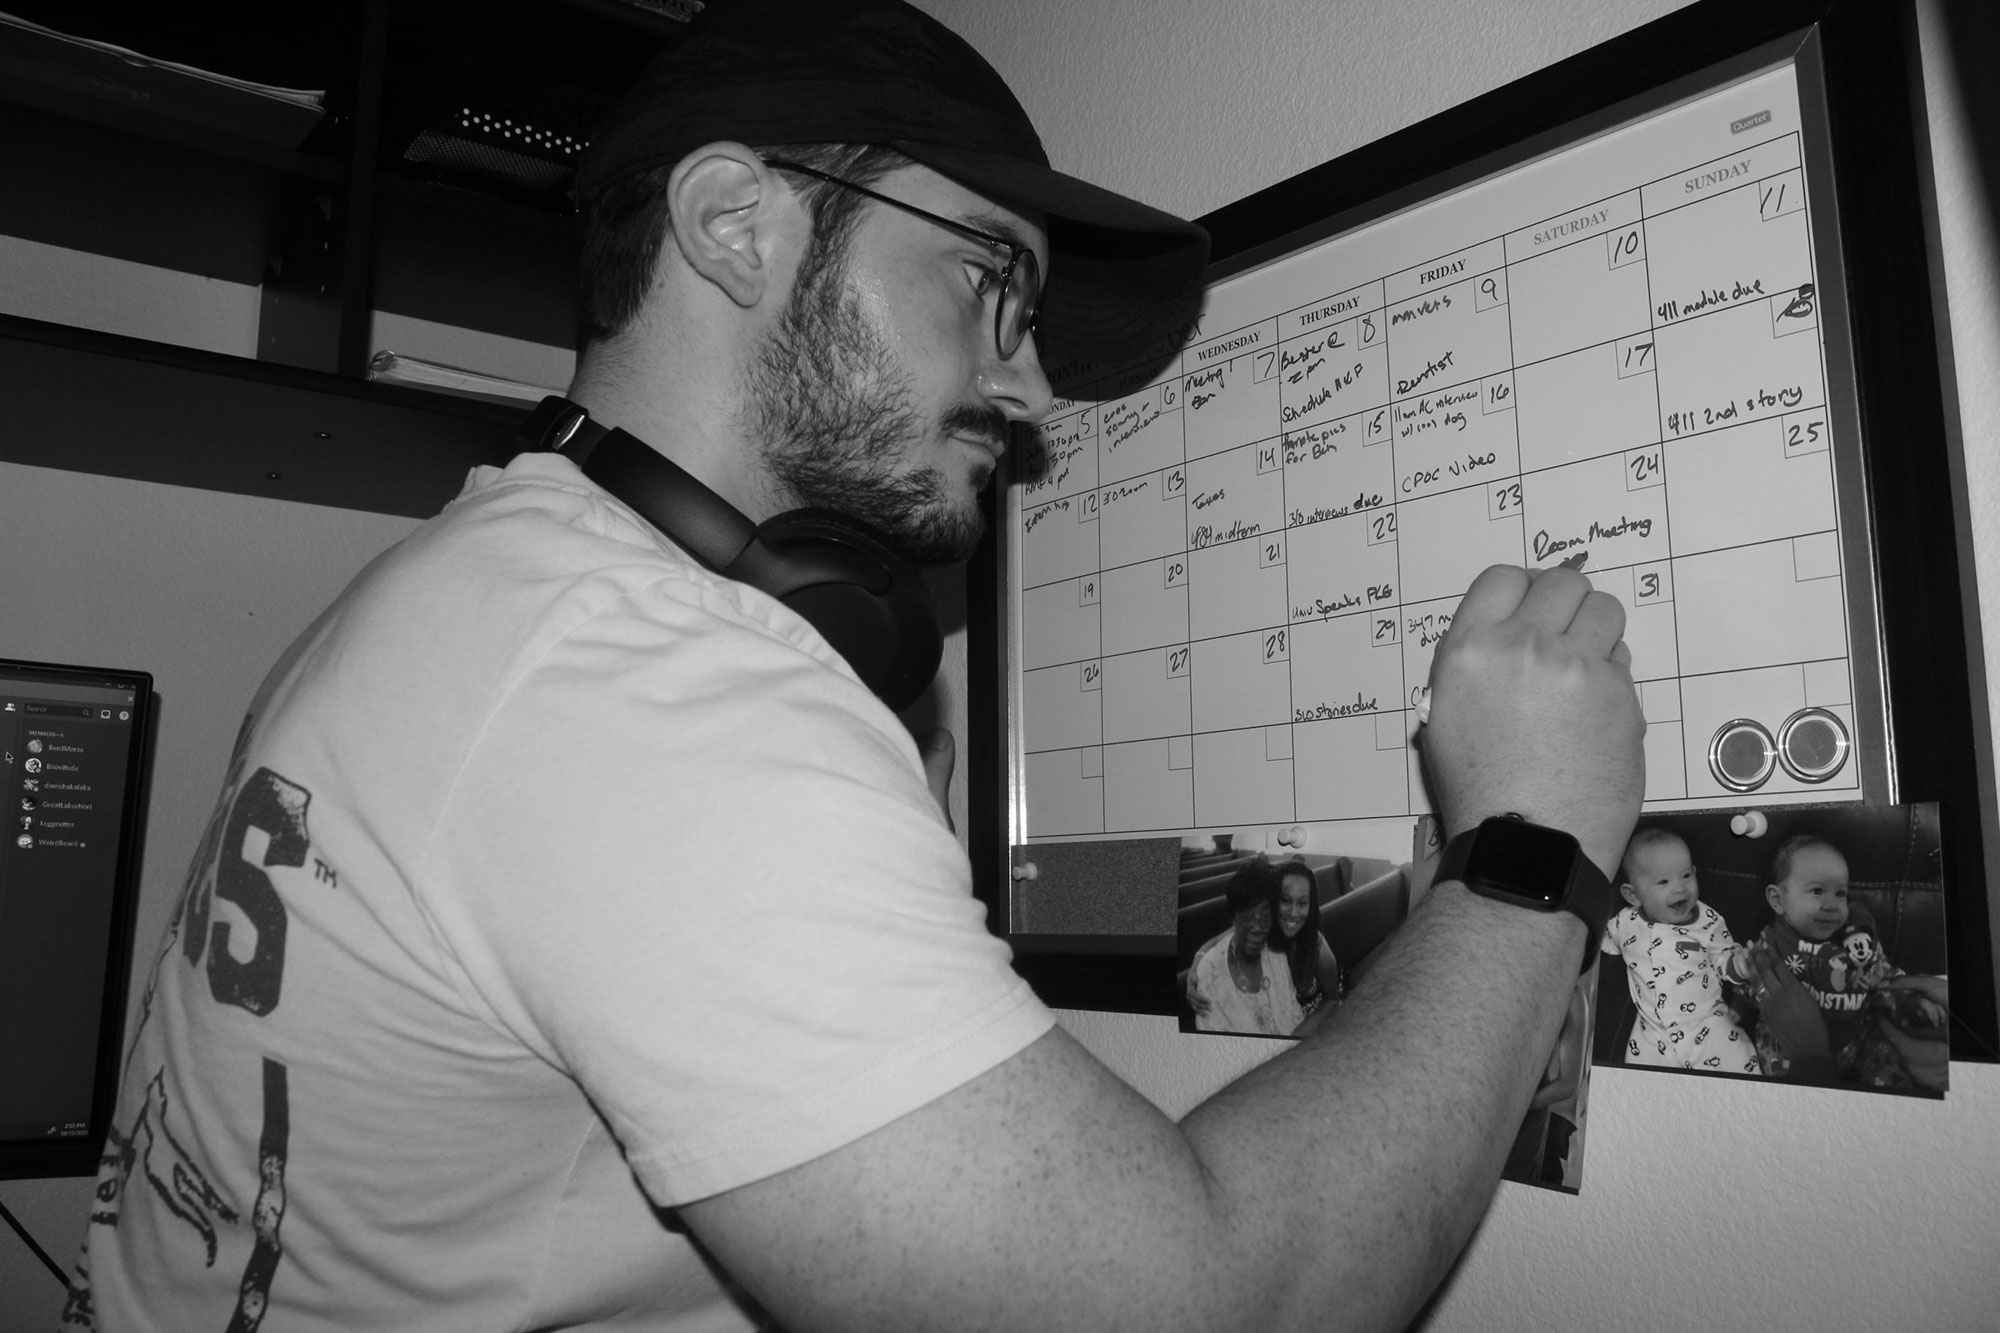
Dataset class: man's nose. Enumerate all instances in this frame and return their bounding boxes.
[980,331,1055,423]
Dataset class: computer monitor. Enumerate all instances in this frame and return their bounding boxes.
[0,657,153,1181]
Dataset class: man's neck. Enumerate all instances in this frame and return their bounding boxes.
[567,349,785,525]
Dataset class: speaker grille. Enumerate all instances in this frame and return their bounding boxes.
[398,55,608,194]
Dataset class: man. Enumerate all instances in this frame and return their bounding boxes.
[70,2,1643,1329]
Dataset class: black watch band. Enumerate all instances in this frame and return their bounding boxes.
[1434,814,1616,973]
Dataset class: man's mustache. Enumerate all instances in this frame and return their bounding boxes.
[941,404,1012,454]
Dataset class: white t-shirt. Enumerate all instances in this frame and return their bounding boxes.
[69,453,1053,1331]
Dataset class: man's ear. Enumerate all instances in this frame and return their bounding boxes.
[666,143,796,309]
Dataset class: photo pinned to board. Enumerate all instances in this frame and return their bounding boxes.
[1175,824,1594,1193]
[1174,833,1411,1042]
[1175,802,1954,1196]
[1595,801,1950,1098]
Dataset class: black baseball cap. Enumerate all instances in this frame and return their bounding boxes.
[577,0,1208,374]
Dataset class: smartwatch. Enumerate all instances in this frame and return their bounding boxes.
[1433,814,1617,972]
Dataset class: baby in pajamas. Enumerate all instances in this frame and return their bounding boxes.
[1603,827,1763,1074]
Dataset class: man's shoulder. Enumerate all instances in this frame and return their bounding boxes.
[432,453,863,676]
[376,455,823,669]
[269,452,887,801]
[429,453,695,578]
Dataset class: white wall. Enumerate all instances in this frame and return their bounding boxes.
[0,234,260,356]
[909,0,2000,1328]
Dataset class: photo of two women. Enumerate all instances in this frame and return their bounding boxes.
[1175,836,1414,1039]
[1173,831,1590,1192]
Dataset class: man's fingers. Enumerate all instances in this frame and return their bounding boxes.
[1446,564,1630,665]
[1566,588,1628,657]
[1447,564,1534,630]
[1447,565,1623,652]
[1512,564,1595,634]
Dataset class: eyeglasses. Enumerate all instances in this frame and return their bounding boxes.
[764,159,1043,360]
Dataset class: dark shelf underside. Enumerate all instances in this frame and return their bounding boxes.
[1,316,522,518]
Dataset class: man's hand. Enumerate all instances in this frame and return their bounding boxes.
[1421,564,1646,878]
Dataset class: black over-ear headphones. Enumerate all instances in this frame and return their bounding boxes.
[518,397,942,711]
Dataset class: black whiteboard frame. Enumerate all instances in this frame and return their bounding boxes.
[971,0,1999,1057]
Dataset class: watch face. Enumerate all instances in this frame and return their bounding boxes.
[1469,818,1573,906]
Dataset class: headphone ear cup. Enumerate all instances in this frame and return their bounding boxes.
[540,406,944,710]
[727,510,943,712]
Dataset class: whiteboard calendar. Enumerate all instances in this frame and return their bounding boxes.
[1006,58,1887,857]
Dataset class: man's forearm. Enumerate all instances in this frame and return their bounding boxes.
[1180,878,1580,1332]
[685,566,1639,1332]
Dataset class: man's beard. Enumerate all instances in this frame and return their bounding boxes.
[741,239,1007,566]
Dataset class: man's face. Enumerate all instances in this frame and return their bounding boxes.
[1622,837,1699,926]
[1767,845,1851,942]
[743,164,1053,566]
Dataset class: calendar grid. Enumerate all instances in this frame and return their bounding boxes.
[1012,78,1860,841]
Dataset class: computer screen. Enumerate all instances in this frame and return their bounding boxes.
[0,657,153,1180]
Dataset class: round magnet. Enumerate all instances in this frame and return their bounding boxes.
[1709,718,1778,792]
[1777,707,1850,783]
